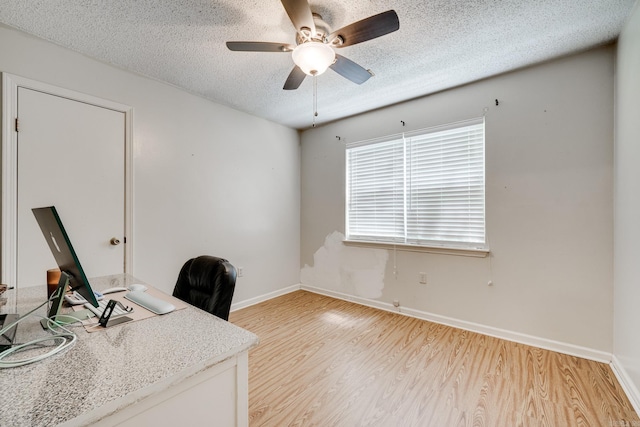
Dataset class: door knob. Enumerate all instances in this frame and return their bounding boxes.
[110,237,121,246]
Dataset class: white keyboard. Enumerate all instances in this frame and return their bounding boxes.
[84,299,133,318]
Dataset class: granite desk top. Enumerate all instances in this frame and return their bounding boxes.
[0,274,259,427]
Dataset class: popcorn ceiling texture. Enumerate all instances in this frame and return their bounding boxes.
[0,0,634,129]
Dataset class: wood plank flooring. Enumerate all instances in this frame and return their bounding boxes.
[229,291,639,427]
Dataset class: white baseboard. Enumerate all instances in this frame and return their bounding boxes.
[230,284,301,312]
[611,355,640,415]
[300,284,612,364]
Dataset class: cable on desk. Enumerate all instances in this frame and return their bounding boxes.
[0,288,79,368]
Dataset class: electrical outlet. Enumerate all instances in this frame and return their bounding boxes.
[419,272,427,284]
[237,267,244,277]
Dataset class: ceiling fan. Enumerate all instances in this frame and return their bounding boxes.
[226,0,399,90]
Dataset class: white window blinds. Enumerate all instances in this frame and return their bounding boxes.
[346,137,405,242]
[346,118,485,249]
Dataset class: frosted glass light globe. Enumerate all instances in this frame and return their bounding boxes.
[292,42,336,76]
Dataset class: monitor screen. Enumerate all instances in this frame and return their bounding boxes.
[32,206,99,307]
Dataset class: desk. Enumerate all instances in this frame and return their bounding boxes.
[0,274,259,427]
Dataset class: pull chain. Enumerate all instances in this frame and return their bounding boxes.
[312,75,318,128]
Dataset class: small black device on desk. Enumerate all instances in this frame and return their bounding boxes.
[0,314,19,352]
[92,299,133,327]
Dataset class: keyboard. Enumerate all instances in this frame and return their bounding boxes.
[84,299,133,318]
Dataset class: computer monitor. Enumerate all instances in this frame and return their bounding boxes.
[32,206,99,308]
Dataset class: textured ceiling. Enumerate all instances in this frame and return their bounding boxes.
[0,0,635,130]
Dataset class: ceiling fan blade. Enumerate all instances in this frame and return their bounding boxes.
[283,66,307,90]
[329,10,399,47]
[226,41,294,52]
[281,0,316,35]
[330,54,372,85]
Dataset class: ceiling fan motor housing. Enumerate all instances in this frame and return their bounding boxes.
[296,13,342,46]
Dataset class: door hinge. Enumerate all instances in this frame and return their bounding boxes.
[14,118,19,133]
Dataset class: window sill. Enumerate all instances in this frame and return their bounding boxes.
[342,240,490,258]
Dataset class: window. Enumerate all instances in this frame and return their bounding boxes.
[346,118,486,251]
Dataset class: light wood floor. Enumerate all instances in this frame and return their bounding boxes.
[229,290,639,427]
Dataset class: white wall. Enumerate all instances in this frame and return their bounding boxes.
[614,0,640,406]
[301,46,615,353]
[0,24,301,302]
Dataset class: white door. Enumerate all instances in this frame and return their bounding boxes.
[16,87,126,287]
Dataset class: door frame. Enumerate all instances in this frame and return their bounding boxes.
[1,73,133,293]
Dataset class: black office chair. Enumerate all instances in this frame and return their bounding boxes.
[172,255,237,321]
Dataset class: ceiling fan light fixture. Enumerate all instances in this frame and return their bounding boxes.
[292,41,335,76]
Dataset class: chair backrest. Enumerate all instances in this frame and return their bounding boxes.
[172,255,237,321]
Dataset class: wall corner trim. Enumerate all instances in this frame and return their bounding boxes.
[611,355,640,416]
